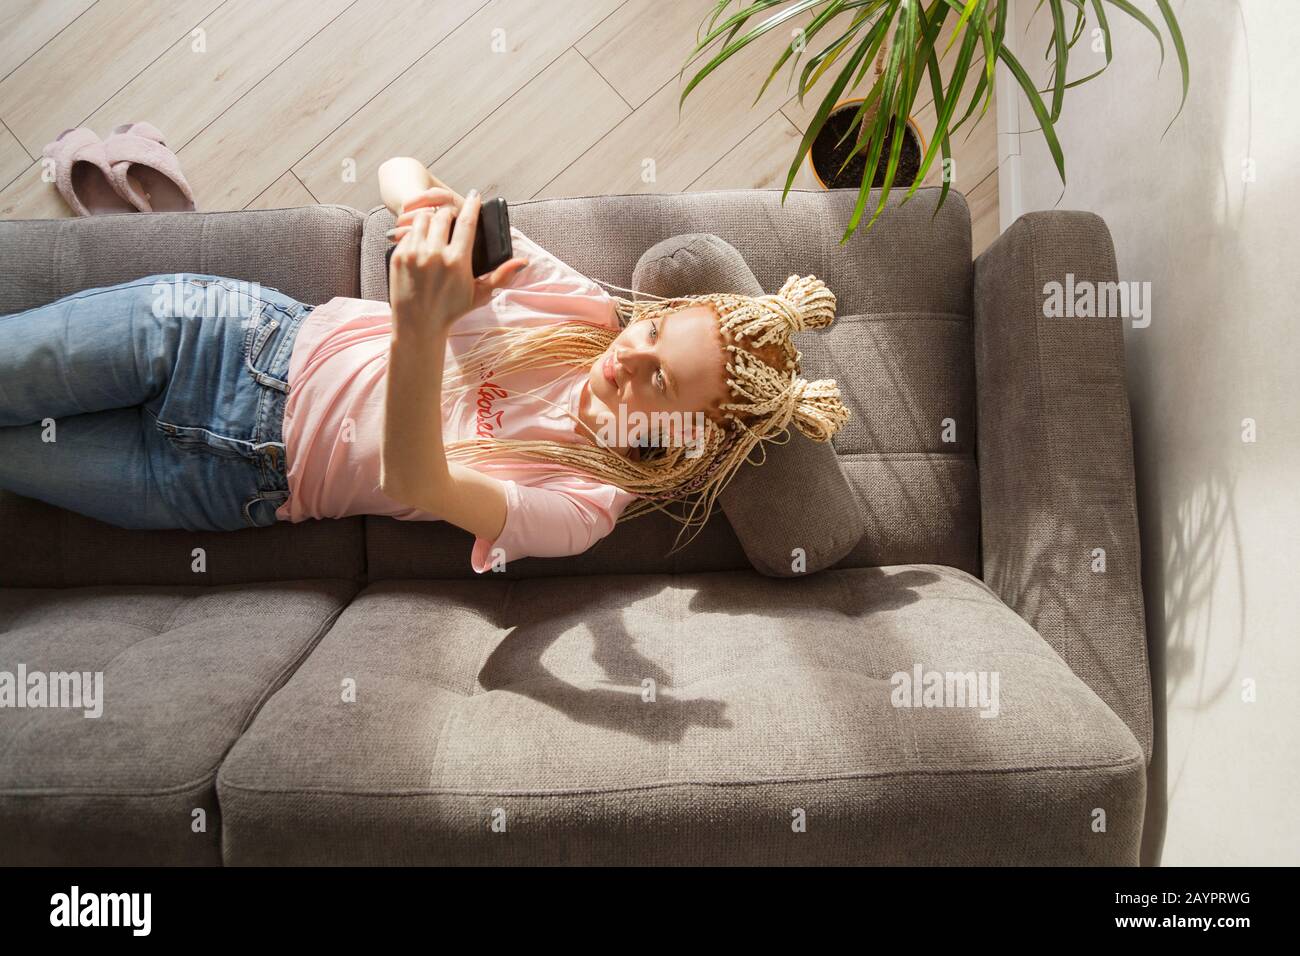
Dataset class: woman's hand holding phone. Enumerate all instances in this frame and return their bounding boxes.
[387,189,527,341]
[392,185,463,233]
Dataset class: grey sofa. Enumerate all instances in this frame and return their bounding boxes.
[0,189,1151,865]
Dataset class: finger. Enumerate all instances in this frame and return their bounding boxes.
[407,208,433,247]
[450,189,480,261]
[405,186,456,207]
[398,192,459,225]
[482,257,529,290]
[400,187,460,215]
[428,205,454,250]
[387,218,436,241]
[472,258,528,308]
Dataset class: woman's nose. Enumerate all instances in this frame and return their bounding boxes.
[616,345,652,374]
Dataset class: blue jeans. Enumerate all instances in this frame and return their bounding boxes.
[0,273,312,531]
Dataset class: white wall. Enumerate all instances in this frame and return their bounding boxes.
[1004,0,1300,865]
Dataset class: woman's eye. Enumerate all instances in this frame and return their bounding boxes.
[655,370,666,392]
[649,322,658,341]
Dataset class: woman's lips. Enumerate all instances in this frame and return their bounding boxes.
[603,353,617,387]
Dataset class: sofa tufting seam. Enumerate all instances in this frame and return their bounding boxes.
[836,311,970,323]
[505,186,964,208]
[233,582,354,738]
[0,772,217,800]
[216,753,1147,800]
[838,451,974,460]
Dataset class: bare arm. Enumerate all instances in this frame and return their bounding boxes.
[378,189,528,543]
[379,157,464,218]
[378,157,432,216]
[382,323,509,540]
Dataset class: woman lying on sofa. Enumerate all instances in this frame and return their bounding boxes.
[0,158,849,573]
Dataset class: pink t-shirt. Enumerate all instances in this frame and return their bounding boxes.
[274,227,638,573]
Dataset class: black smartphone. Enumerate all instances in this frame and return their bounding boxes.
[386,196,513,278]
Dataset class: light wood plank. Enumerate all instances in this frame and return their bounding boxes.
[175,0,481,212]
[246,170,317,210]
[85,0,354,152]
[432,50,628,201]
[914,84,998,192]
[0,121,32,190]
[967,169,999,257]
[0,0,223,154]
[0,161,78,218]
[538,24,796,198]
[295,0,624,209]
[0,0,96,82]
[689,110,820,192]
[576,0,717,108]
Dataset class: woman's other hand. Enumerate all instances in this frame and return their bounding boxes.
[387,190,527,339]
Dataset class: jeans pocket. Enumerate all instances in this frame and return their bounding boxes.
[245,303,301,395]
[184,276,296,395]
[242,489,290,528]
[155,419,253,460]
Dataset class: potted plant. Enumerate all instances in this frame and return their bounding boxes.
[809,40,927,190]
[680,0,1189,242]
[809,100,925,189]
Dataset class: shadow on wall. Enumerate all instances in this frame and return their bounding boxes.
[1138,444,1249,865]
[1124,0,1254,866]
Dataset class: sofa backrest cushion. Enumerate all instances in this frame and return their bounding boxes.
[0,205,367,587]
[360,189,979,580]
[630,232,867,577]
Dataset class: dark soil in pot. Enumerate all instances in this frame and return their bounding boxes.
[811,102,922,189]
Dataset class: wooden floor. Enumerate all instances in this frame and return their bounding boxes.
[0,0,999,254]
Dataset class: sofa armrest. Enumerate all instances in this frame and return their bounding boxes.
[973,211,1152,760]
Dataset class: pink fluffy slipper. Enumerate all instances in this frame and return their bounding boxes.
[41,127,138,216]
[103,122,197,212]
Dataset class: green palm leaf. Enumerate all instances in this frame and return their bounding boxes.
[680,0,1189,239]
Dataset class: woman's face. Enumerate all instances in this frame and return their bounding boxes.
[585,306,731,447]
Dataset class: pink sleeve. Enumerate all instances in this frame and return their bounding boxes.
[470,475,636,573]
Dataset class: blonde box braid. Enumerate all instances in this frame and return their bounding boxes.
[437,275,851,555]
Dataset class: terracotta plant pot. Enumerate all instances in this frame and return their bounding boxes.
[808,97,927,190]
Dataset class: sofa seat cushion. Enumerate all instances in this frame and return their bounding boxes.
[0,579,355,865]
[218,566,1145,865]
